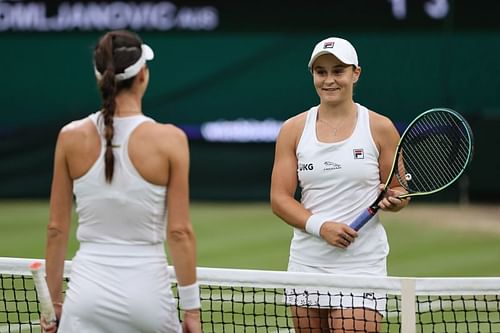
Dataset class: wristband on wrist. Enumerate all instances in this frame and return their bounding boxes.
[178,282,201,310]
[305,214,326,238]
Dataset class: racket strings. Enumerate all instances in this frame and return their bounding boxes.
[396,111,472,193]
[401,134,466,190]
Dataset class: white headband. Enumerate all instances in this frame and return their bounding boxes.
[94,44,154,81]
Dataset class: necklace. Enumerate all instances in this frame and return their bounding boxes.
[318,116,348,136]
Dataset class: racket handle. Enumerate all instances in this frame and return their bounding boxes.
[29,261,57,324]
[349,207,378,231]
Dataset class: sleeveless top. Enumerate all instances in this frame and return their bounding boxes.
[73,112,167,245]
[290,103,389,267]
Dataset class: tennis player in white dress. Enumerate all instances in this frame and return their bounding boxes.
[43,30,202,333]
[270,37,410,332]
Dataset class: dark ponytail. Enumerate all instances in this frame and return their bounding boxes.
[97,34,117,183]
[93,30,143,183]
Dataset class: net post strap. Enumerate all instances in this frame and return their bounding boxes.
[401,278,416,333]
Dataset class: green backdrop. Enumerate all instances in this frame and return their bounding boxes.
[1,31,499,201]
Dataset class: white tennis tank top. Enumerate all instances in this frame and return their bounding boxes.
[290,103,389,267]
[73,112,167,245]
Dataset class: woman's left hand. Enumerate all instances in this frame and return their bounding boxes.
[378,186,410,212]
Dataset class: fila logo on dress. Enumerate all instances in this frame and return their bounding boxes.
[353,148,364,159]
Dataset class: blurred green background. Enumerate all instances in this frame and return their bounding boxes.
[1,0,499,276]
[1,0,500,201]
[1,3,499,332]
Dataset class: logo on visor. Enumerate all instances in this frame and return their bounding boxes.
[323,41,335,49]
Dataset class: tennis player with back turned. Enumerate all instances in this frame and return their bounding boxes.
[42,30,202,333]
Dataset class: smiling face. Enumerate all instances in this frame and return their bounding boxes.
[312,54,361,107]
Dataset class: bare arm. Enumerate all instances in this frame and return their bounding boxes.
[164,127,197,286]
[270,116,311,229]
[270,115,357,248]
[162,126,201,332]
[45,128,73,318]
[371,112,410,211]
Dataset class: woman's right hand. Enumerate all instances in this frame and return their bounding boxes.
[319,221,358,249]
[40,318,58,333]
[182,309,202,333]
[40,302,62,333]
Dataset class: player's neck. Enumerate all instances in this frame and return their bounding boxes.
[115,93,142,117]
[319,100,356,119]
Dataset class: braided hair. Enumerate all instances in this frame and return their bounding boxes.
[93,30,143,183]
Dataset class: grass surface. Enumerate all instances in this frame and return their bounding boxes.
[1,200,500,276]
[1,200,500,333]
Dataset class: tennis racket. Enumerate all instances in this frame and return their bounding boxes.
[350,108,474,231]
[29,261,57,324]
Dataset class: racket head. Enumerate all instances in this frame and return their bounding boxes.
[393,108,474,197]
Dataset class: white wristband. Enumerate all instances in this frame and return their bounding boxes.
[178,282,201,310]
[305,214,327,238]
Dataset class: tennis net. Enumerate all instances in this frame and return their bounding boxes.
[1,257,499,333]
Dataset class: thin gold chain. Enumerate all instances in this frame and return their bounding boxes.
[317,117,347,136]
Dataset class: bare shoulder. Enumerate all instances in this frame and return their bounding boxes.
[278,111,307,141]
[161,123,188,142]
[275,111,308,150]
[368,109,397,133]
[370,110,394,130]
[135,122,189,156]
[58,117,96,145]
[281,111,307,131]
[367,109,400,150]
[140,122,187,143]
[60,117,90,134]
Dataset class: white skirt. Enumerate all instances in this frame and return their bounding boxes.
[285,259,387,314]
[58,242,181,333]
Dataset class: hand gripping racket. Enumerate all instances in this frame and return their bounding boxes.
[350,108,474,231]
[29,261,57,324]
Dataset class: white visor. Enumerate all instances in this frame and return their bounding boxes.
[94,44,154,81]
[308,37,358,71]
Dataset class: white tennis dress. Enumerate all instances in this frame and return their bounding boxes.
[287,104,389,312]
[58,112,181,333]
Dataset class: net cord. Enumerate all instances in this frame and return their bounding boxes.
[1,257,499,296]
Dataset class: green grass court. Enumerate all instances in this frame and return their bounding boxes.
[1,200,499,332]
[1,200,499,276]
